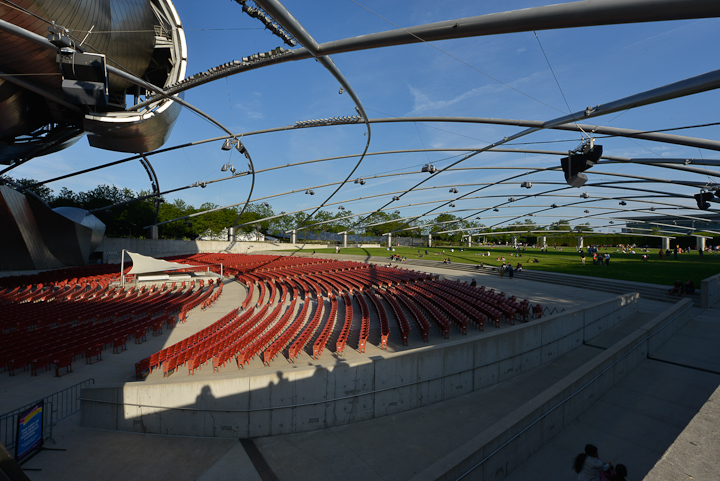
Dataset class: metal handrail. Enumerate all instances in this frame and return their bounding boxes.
[0,378,94,451]
[455,302,692,480]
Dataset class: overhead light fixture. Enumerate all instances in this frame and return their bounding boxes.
[200,182,207,188]
[392,196,400,201]
[521,181,532,189]
[551,204,557,208]
[261,202,269,207]
[695,191,713,210]
[561,138,602,188]
[449,203,456,207]
[493,208,499,212]
[449,187,458,194]
[393,210,400,215]
[305,189,314,195]
[221,164,229,172]
[338,206,345,210]
[229,166,236,173]
[649,206,655,212]
[354,178,366,185]
[221,137,247,155]
[619,201,627,206]
[609,221,614,224]
[581,193,589,199]
[338,87,343,94]
[508,197,515,202]
[584,210,589,214]
[421,164,437,174]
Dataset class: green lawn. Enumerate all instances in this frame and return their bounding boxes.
[282,245,720,287]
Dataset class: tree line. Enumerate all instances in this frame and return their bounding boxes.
[5,177,594,241]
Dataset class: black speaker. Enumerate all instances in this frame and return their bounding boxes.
[561,145,601,187]
[57,52,108,106]
[694,192,713,210]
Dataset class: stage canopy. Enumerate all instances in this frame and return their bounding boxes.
[126,252,194,276]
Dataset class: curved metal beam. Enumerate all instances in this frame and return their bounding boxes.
[252,0,372,229]
[133,0,720,102]
[19,116,720,192]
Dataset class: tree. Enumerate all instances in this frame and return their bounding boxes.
[158,199,196,239]
[551,219,572,231]
[361,211,406,238]
[1,176,54,203]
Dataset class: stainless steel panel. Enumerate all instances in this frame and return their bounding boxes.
[85,95,182,152]
[0,185,64,270]
[53,206,105,252]
[107,0,155,90]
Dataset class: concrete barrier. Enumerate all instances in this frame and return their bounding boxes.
[97,238,326,263]
[701,272,720,309]
[411,298,693,481]
[80,294,640,438]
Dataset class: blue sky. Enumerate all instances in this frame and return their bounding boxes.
[14,0,720,233]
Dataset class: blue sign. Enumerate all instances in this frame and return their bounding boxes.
[15,401,44,461]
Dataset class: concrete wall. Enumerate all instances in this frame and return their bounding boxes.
[412,298,694,481]
[80,294,639,438]
[96,238,326,263]
[701,273,720,309]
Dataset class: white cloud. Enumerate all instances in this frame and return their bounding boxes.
[406,84,498,115]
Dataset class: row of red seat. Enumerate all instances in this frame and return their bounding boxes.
[365,289,390,349]
[312,295,339,359]
[3,282,201,376]
[390,288,431,342]
[263,293,311,365]
[378,289,410,345]
[288,293,324,362]
[355,291,371,352]
[239,297,298,367]
[335,293,354,357]
[130,254,540,373]
[395,284,451,339]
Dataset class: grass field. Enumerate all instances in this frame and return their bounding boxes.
[283,245,720,287]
